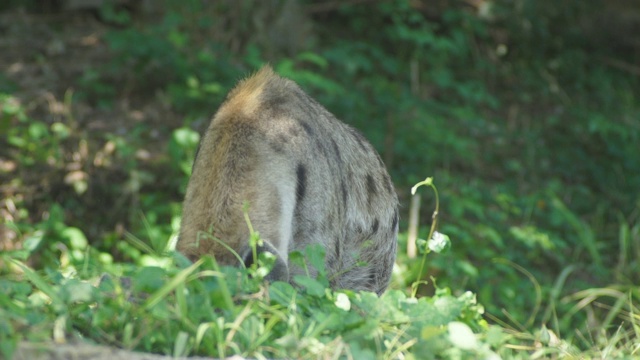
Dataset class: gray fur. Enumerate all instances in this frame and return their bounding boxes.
[178,66,398,295]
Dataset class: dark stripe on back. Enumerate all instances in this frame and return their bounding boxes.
[368,271,376,287]
[371,218,379,234]
[270,138,285,153]
[366,174,377,205]
[392,210,399,230]
[384,173,394,194]
[331,138,342,164]
[296,163,307,203]
[341,181,348,210]
[316,138,329,158]
[300,121,314,137]
[191,141,202,174]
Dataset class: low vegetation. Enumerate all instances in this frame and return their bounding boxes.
[1,0,639,358]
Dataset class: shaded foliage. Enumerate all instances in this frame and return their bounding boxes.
[1,0,639,356]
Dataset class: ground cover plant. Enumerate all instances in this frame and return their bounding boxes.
[1,0,639,358]
[1,199,501,359]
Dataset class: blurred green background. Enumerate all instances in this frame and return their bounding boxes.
[1,0,638,345]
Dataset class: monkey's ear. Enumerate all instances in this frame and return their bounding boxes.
[242,242,289,283]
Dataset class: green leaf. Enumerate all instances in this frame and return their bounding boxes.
[447,321,478,350]
[23,231,45,252]
[11,261,65,313]
[292,275,326,297]
[50,122,70,139]
[142,258,206,310]
[334,292,351,311]
[134,267,167,293]
[61,227,88,250]
[61,279,94,303]
[172,127,200,147]
[268,281,297,307]
[427,231,451,253]
[28,122,49,139]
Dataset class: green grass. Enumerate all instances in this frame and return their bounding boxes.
[0,180,496,359]
[2,237,638,359]
[1,186,638,359]
[1,2,639,358]
[1,248,494,359]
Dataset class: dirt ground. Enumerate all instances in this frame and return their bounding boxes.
[0,6,182,140]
